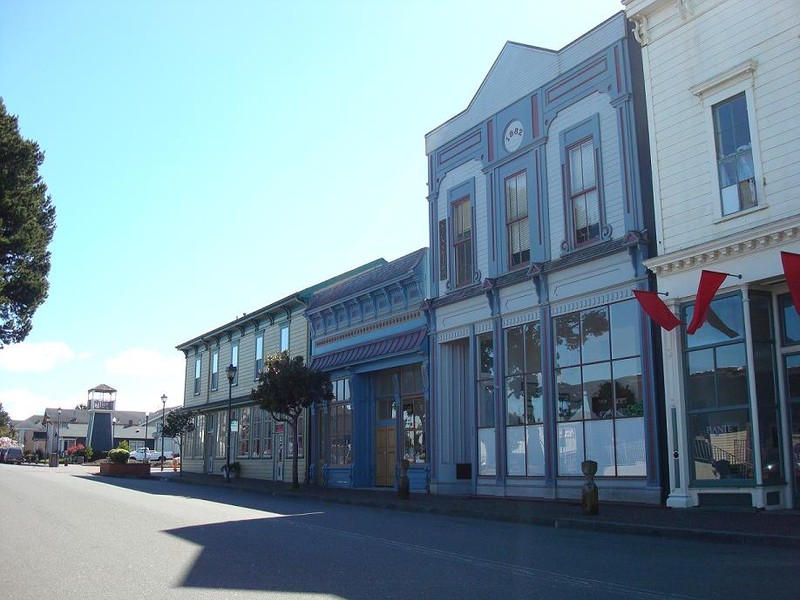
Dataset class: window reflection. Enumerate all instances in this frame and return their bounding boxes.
[685,294,744,348]
[689,409,753,482]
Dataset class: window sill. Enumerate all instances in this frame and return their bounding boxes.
[713,202,767,225]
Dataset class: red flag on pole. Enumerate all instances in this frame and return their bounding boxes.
[686,270,729,334]
[781,251,800,314]
[633,290,681,331]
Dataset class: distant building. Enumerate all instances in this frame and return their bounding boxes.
[625,0,800,509]
[424,12,664,503]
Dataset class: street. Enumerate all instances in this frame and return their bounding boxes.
[1,464,797,599]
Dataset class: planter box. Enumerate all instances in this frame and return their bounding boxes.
[100,462,151,478]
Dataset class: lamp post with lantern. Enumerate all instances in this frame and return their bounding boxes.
[225,364,237,482]
[56,407,61,459]
[160,394,167,471]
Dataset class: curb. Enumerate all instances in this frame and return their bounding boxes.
[156,474,800,549]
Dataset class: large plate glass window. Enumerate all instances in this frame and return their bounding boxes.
[683,293,755,484]
[554,300,644,477]
[476,332,496,476]
[504,321,543,476]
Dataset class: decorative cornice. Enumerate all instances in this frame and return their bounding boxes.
[502,309,542,328]
[315,311,423,348]
[551,287,633,316]
[436,326,470,343]
[645,221,800,277]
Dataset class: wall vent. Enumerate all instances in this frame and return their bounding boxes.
[697,493,751,507]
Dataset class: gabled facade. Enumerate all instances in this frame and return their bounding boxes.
[426,12,664,503]
[625,0,800,509]
[176,260,385,483]
[307,248,429,490]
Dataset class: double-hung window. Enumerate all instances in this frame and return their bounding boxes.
[194,355,201,395]
[505,171,530,268]
[255,334,264,378]
[713,92,756,215]
[230,342,239,386]
[280,324,289,353]
[211,348,219,391]
[452,197,473,287]
[568,138,600,245]
[561,116,603,251]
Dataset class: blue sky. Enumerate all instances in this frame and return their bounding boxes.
[0,0,622,420]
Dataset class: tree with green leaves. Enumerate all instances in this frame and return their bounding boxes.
[0,99,56,348]
[0,402,13,438]
[162,409,196,457]
[250,351,333,489]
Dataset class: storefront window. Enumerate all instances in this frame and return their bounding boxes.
[554,301,645,476]
[477,332,496,476]
[780,294,800,494]
[684,293,754,484]
[328,379,353,466]
[402,364,425,464]
[237,407,250,458]
[504,321,543,476]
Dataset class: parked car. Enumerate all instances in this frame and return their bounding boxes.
[128,448,159,462]
[4,447,24,464]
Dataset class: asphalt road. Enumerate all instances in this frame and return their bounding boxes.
[1,464,798,600]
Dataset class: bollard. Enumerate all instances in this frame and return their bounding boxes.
[397,459,410,499]
[581,460,599,515]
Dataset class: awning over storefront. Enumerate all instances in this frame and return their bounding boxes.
[311,328,427,372]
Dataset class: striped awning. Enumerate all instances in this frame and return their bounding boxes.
[311,328,427,371]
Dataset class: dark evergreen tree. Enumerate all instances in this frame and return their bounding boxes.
[0,99,56,347]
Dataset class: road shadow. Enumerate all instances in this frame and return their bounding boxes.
[77,472,324,516]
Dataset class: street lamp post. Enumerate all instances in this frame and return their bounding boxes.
[144,413,149,454]
[225,363,237,482]
[160,394,167,472]
[56,407,62,459]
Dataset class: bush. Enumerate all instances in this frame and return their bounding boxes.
[118,440,130,451]
[108,448,130,464]
[84,446,94,462]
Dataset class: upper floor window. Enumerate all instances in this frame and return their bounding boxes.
[505,171,530,268]
[194,355,201,395]
[560,116,605,252]
[280,324,289,353]
[452,196,473,287]
[255,334,264,378]
[713,93,756,215]
[567,138,600,245]
[210,348,219,391]
[230,342,239,386]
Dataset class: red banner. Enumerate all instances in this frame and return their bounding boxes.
[686,270,729,334]
[781,251,800,314]
[633,290,681,331]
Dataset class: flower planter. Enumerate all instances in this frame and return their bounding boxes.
[99,461,151,478]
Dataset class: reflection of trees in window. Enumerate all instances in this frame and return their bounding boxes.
[554,301,645,477]
[476,332,496,475]
[326,379,353,466]
[504,321,543,476]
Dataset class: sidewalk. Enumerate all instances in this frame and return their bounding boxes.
[148,468,800,549]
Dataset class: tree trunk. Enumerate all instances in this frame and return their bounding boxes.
[291,413,300,489]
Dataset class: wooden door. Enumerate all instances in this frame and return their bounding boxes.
[375,425,396,487]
